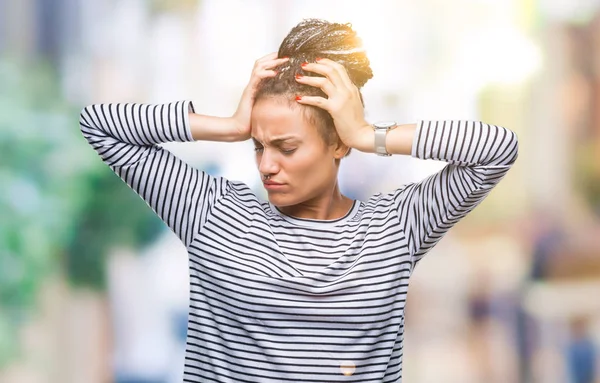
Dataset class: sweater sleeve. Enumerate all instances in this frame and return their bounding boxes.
[393,120,519,264]
[79,101,229,247]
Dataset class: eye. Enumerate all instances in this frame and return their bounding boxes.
[254,146,264,153]
[281,148,296,155]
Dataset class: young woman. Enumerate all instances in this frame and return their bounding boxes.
[80,18,518,383]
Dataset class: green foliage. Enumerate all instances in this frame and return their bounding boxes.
[65,168,164,289]
[0,58,76,311]
[0,57,76,366]
[0,57,163,367]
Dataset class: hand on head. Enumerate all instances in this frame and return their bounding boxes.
[232,19,373,151]
[294,58,371,150]
[231,53,289,141]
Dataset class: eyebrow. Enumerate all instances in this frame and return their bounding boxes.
[252,136,301,146]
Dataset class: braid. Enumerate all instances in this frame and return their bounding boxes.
[276,19,372,88]
[254,19,372,157]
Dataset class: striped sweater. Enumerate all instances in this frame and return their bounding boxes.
[79,100,518,382]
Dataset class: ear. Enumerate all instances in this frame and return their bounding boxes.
[333,137,350,159]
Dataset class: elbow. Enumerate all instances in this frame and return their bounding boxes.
[79,104,106,147]
[489,125,519,167]
[79,105,97,137]
[505,129,519,166]
[79,106,88,127]
[79,105,91,128]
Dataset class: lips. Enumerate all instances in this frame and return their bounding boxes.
[262,181,286,191]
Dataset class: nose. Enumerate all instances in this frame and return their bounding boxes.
[257,149,280,177]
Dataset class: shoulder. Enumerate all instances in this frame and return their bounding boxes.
[216,180,273,213]
[363,183,413,209]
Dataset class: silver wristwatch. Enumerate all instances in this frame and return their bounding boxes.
[373,121,397,156]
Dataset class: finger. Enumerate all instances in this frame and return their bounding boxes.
[305,59,354,90]
[317,58,355,89]
[246,68,278,89]
[253,59,288,77]
[252,54,284,74]
[301,61,346,89]
[261,57,290,66]
[257,55,289,67]
[295,75,336,96]
[263,57,289,70]
[295,95,329,110]
[256,68,279,79]
[251,62,284,79]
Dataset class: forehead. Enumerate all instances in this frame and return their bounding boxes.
[251,97,315,141]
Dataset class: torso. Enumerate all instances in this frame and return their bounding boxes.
[182,185,412,382]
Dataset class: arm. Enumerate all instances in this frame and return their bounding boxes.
[79,55,288,247]
[79,101,230,247]
[292,59,518,263]
[389,120,519,262]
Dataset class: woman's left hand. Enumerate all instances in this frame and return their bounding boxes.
[295,58,372,152]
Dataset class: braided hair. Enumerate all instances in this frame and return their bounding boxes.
[255,19,373,156]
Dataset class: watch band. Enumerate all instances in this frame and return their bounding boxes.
[374,128,390,156]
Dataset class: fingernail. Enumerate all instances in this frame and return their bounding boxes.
[295,74,303,80]
[301,62,308,67]
[282,56,289,59]
[295,96,302,101]
[316,57,322,61]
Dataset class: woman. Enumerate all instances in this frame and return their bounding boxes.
[80,19,518,383]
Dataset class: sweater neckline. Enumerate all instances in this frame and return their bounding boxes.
[268,200,360,228]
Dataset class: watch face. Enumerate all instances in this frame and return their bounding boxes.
[374,121,397,129]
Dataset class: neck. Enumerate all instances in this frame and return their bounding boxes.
[277,182,354,221]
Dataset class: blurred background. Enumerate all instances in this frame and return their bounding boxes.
[1,0,600,382]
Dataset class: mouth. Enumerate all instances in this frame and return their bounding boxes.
[263,181,286,190]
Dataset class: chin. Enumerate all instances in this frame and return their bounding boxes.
[266,192,299,207]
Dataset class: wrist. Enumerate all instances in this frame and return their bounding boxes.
[189,114,248,142]
[347,124,374,153]
[222,117,251,142]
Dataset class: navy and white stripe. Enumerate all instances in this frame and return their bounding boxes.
[79,101,518,382]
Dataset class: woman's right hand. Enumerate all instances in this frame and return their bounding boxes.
[189,54,288,142]
[230,53,289,141]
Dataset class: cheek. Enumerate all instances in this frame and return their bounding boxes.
[286,150,331,178]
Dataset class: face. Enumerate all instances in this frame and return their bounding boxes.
[251,97,347,207]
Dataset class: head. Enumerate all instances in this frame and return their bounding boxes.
[251,19,373,207]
